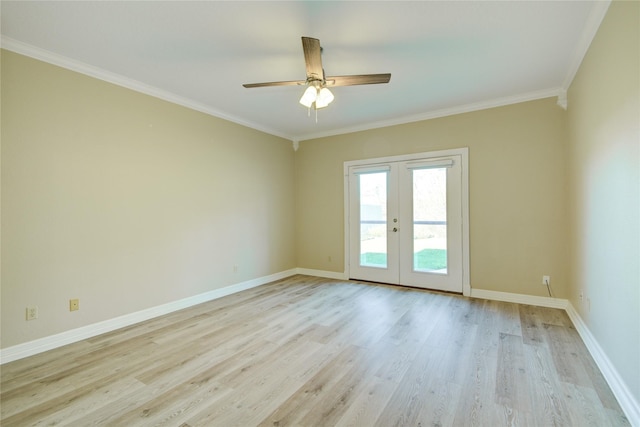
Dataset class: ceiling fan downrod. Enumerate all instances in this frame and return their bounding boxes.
[242,36,390,122]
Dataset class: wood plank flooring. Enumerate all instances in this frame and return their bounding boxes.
[0,275,630,426]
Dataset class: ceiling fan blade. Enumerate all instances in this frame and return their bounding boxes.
[325,74,391,87]
[302,37,323,81]
[243,80,306,88]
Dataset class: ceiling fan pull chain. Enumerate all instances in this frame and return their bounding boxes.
[242,37,390,122]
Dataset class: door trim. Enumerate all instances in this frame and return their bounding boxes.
[343,148,470,296]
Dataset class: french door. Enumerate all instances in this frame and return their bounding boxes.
[346,149,468,294]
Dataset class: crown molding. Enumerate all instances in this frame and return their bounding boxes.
[561,0,611,91]
[556,90,568,110]
[0,36,294,142]
[295,87,563,141]
[4,15,601,145]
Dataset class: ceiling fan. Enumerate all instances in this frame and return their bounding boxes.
[243,37,391,112]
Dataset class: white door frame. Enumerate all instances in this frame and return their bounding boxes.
[343,147,470,296]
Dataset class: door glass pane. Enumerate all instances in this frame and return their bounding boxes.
[359,172,387,268]
[413,168,447,273]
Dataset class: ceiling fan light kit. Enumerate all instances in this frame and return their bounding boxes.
[300,85,334,109]
[243,37,390,120]
[315,87,335,108]
[299,86,318,108]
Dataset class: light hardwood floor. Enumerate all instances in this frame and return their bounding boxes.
[0,275,630,426]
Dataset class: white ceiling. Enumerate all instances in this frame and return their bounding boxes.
[1,1,609,141]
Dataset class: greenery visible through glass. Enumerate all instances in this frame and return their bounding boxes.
[359,172,388,268]
[360,249,447,271]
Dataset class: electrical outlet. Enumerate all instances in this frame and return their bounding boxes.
[26,306,38,321]
[69,299,79,311]
[542,275,550,285]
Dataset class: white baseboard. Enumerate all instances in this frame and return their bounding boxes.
[470,288,569,309]
[471,288,638,426]
[0,269,297,364]
[3,273,637,426]
[295,268,348,280]
[565,302,640,426]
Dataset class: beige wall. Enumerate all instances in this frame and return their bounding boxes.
[1,50,296,348]
[296,97,568,297]
[2,4,638,409]
[566,0,639,403]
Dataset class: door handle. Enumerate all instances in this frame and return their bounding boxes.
[392,227,398,232]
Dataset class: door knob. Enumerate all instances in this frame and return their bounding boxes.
[393,227,398,232]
